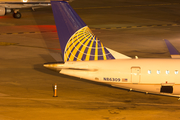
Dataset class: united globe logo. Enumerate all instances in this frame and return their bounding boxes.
[64,26,114,62]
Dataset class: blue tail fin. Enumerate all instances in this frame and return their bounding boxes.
[51,1,115,62]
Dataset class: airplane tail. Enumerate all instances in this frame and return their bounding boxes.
[51,1,130,62]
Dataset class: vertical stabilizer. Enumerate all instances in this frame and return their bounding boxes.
[51,1,86,61]
[51,1,129,62]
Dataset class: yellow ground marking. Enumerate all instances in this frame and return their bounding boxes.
[0,31,39,35]
[0,42,17,46]
[74,3,180,10]
[92,24,179,30]
[131,26,137,28]
[0,23,179,37]
[12,33,18,35]
[141,26,148,28]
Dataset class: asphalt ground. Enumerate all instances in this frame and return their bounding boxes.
[0,0,180,120]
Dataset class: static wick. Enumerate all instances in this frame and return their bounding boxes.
[53,83,58,97]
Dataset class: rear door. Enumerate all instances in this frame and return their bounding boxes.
[131,67,141,83]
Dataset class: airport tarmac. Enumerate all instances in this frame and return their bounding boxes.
[0,0,180,120]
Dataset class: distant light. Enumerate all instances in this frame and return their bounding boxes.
[23,0,28,2]
[166,70,169,74]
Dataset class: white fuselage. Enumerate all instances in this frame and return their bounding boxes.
[59,59,180,97]
[0,3,50,9]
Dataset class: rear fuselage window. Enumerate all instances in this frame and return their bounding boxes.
[166,70,169,74]
[147,70,178,74]
[148,70,151,74]
[175,70,178,74]
[157,70,160,74]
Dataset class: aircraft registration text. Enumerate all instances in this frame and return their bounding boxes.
[103,77,121,82]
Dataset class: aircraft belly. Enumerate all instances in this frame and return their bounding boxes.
[111,83,161,94]
[171,85,180,95]
[111,83,180,96]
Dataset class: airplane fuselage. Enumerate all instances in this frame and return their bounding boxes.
[56,59,180,97]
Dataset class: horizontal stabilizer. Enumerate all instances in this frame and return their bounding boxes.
[50,52,63,62]
[44,62,97,72]
[164,39,180,58]
[106,47,131,59]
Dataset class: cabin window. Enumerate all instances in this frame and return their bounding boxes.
[148,70,151,74]
[175,70,178,74]
[166,70,169,74]
[157,70,160,74]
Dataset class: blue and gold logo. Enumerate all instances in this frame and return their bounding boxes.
[64,26,115,62]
